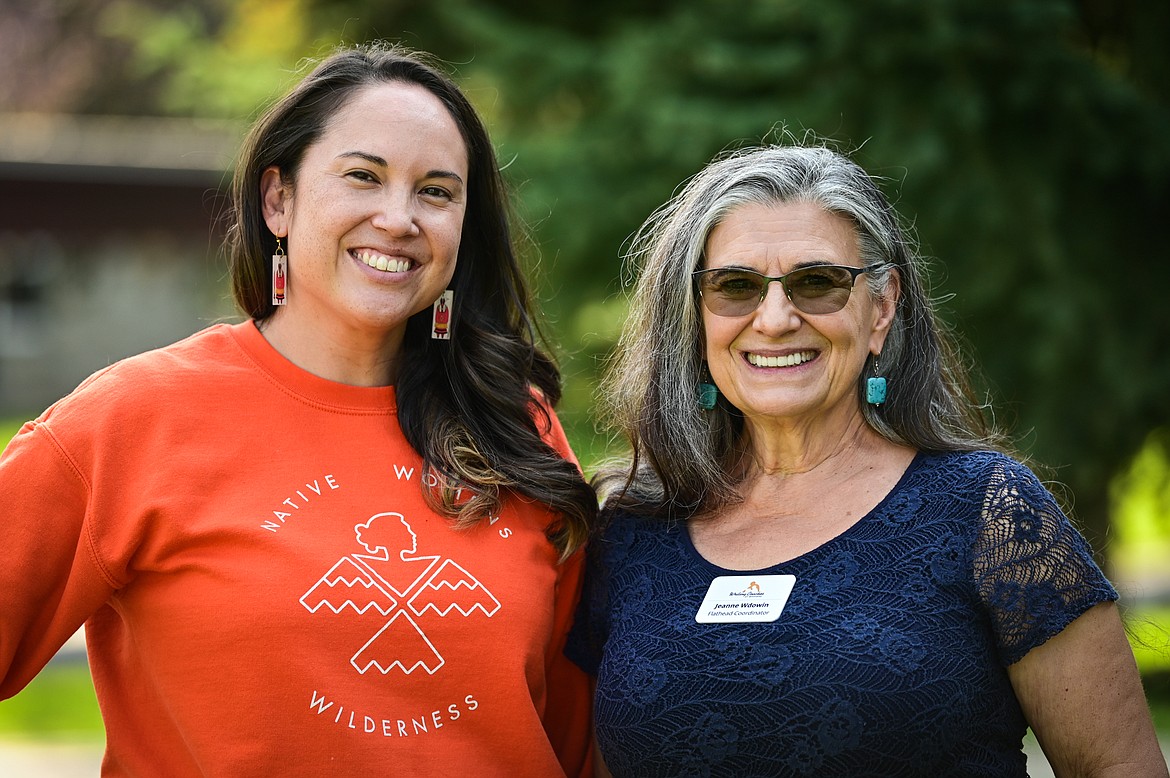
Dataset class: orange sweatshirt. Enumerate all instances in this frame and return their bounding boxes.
[0,321,591,777]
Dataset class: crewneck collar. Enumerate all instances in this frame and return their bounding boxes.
[229,319,397,413]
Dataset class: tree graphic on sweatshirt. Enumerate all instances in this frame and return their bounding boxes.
[300,512,500,675]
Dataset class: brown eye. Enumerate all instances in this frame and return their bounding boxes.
[789,267,853,295]
[708,271,763,299]
[420,185,453,201]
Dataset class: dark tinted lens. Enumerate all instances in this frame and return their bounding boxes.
[697,265,864,316]
[703,269,764,298]
[699,270,765,315]
[786,266,855,314]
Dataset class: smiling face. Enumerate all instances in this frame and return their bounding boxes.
[260,80,469,353]
[700,200,897,431]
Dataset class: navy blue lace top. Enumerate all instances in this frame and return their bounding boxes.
[567,450,1117,777]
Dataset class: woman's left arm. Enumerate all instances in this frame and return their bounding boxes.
[1008,601,1167,777]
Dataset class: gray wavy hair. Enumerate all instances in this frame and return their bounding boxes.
[596,142,1004,519]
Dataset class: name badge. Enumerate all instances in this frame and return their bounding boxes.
[695,574,796,623]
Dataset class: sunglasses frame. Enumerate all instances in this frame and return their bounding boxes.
[692,263,889,317]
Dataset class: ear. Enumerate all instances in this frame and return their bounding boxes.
[260,166,290,238]
[868,268,901,355]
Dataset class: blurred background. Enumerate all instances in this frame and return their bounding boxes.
[1,0,1167,771]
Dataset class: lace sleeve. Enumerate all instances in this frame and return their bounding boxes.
[972,456,1117,666]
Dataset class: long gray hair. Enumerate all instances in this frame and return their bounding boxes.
[596,142,1004,519]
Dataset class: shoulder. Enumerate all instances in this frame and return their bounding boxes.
[596,507,640,539]
[33,323,248,440]
[917,449,1042,491]
[526,387,577,463]
[919,448,1016,472]
[590,508,682,565]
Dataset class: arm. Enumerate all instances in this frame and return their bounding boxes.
[531,402,596,775]
[1008,601,1167,777]
[1,421,114,698]
[542,546,595,778]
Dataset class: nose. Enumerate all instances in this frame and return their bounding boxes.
[753,279,801,334]
[371,188,420,237]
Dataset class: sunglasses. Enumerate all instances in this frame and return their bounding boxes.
[693,263,888,317]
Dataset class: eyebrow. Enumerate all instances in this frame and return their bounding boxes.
[710,260,847,273]
[337,151,465,185]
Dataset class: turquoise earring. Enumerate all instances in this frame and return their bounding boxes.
[698,364,718,410]
[698,381,718,410]
[866,354,887,406]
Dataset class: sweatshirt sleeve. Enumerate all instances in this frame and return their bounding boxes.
[542,545,594,778]
[529,400,594,776]
[0,420,117,699]
[530,389,580,468]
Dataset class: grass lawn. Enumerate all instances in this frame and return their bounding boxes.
[0,418,26,446]
[0,662,104,742]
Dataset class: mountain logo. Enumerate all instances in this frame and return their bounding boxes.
[300,512,500,675]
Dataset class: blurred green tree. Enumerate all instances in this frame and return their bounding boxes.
[11,0,1165,556]
[423,0,1170,557]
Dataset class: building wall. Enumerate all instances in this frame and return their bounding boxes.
[0,229,238,418]
[0,113,243,420]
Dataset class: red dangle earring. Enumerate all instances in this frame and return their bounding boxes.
[272,237,287,306]
[432,290,453,340]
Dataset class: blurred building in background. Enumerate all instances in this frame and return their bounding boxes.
[0,113,242,416]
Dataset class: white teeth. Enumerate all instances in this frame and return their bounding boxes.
[358,251,411,273]
[747,351,815,368]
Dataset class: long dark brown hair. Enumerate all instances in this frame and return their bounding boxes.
[225,42,595,557]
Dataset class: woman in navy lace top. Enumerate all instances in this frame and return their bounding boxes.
[568,143,1166,776]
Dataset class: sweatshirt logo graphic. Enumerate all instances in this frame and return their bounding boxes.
[300,512,500,675]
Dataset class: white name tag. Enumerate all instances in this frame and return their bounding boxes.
[695,574,796,623]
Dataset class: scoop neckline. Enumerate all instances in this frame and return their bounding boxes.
[679,450,927,575]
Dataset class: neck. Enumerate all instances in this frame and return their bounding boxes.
[737,411,884,479]
[257,309,404,387]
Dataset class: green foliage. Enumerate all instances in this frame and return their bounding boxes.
[1129,608,1170,675]
[97,0,319,118]
[1112,430,1170,576]
[24,0,1170,542]
[1144,671,1170,732]
[426,1,1170,536]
